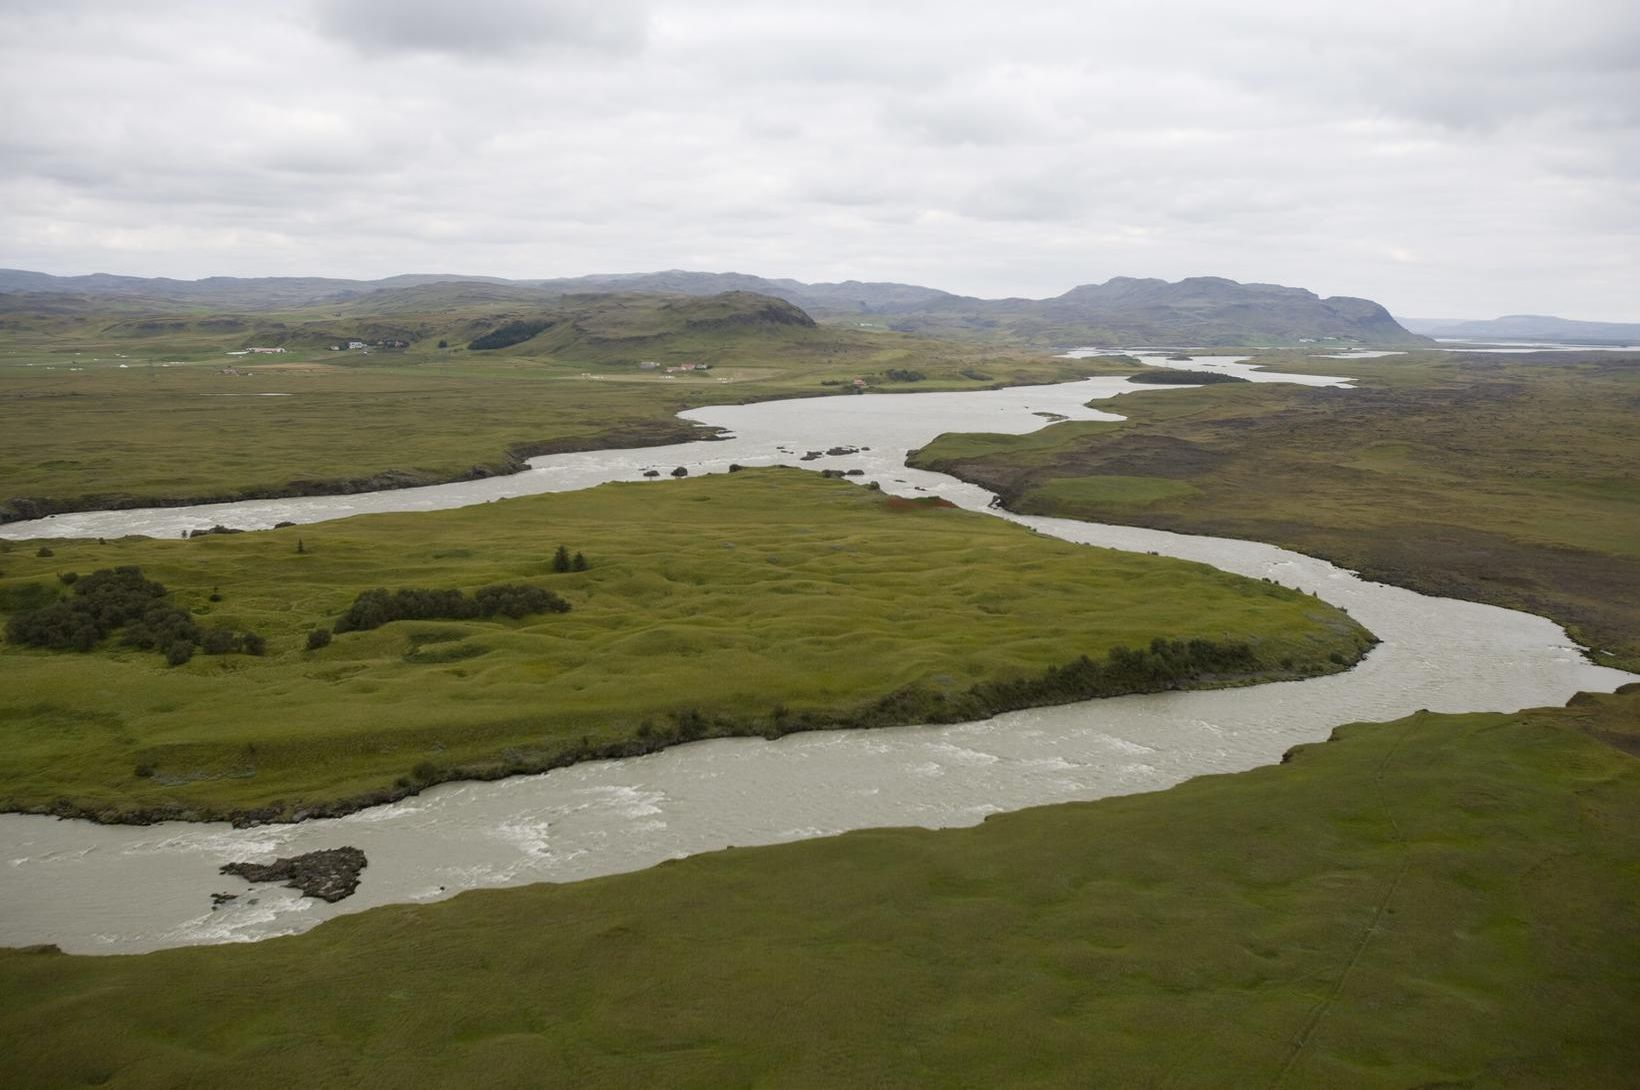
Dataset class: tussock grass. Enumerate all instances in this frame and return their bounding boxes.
[0,291,1131,519]
[3,690,1635,1088]
[0,470,1369,821]
[913,352,1640,669]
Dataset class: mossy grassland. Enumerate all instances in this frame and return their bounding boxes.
[0,290,1133,520]
[912,352,1640,669]
[0,469,1369,821]
[3,689,1635,1088]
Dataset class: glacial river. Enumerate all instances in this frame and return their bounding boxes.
[2,355,1633,954]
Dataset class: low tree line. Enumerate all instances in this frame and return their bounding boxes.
[823,637,1267,732]
[332,583,571,634]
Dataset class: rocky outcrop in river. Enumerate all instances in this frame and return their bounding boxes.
[220,847,367,902]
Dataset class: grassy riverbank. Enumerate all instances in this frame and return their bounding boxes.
[0,469,1370,822]
[911,351,1640,670]
[0,291,1128,521]
[3,688,1634,1088]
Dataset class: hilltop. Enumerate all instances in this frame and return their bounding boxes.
[0,286,825,364]
[1,267,1428,347]
[0,285,1127,521]
[889,275,1425,347]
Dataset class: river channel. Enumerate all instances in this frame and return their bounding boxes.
[2,355,1633,954]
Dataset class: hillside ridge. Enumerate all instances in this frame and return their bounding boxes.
[0,267,1427,346]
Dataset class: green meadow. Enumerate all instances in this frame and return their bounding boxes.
[0,290,1127,520]
[3,297,1632,1090]
[0,469,1370,821]
[912,351,1640,670]
[3,688,1634,1088]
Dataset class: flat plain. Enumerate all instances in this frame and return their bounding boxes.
[912,351,1640,670]
[0,290,1125,520]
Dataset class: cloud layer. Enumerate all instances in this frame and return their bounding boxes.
[2,0,1636,318]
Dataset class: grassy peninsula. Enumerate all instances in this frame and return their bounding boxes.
[3,688,1634,1088]
[912,352,1640,670]
[0,469,1371,823]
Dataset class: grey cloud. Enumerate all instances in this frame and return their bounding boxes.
[881,89,1062,148]
[316,0,649,57]
[953,171,1102,224]
[1,0,1637,319]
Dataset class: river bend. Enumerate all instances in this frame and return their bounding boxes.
[2,355,1632,953]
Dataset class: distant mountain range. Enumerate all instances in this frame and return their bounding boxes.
[1398,315,1640,345]
[0,268,1428,347]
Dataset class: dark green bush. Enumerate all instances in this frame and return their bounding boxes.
[333,583,569,633]
[5,566,262,665]
[7,566,166,651]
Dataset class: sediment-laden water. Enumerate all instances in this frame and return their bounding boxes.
[2,354,1633,954]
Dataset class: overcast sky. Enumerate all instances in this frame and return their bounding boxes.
[3,0,1637,318]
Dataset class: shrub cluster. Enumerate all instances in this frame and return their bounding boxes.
[333,583,570,633]
[4,566,264,664]
[469,319,553,351]
[883,368,927,382]
[6,566,166,652]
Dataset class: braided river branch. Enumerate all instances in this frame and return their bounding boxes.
[1,355,1633,953]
